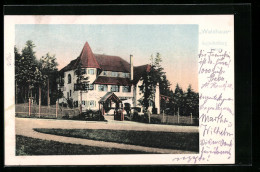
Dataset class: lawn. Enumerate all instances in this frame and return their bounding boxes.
[16,135,145,155]
[34,129,199,152]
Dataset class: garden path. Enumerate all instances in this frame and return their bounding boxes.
[16,117,198,154]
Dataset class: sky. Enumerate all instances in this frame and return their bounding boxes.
[15,24,198,92]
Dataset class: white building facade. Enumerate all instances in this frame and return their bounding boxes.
[58,42,160,114]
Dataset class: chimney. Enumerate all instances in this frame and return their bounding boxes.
[130,55,134,80]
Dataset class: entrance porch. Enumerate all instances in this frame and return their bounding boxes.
[98,92,125,121]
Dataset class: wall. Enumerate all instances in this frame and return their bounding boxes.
[79,85,133,111]
[155,83,160,113]
[59,68,160,113]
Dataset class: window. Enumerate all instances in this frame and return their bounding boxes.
[89,100,96,108]
[149,100,154,107]
[68,74,71,84]
[122,86,131,92]
[88,69,94,75]
[111,85,119,92]
[70,90,72,97]
[74,101,78,107]
[111,72,118,77]
[122,73,130,78]
[98,84,108,91]
[103,71,107,76]
[88,84,94,90]
[82,101,85,105]
[81,84,94,90]
[81,68,86,74]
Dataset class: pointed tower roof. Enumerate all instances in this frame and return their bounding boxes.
[75,42,101,69]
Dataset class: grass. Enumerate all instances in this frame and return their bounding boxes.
[16,135,146,155]
[34,129,199,152]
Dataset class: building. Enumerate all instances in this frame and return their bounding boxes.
[58,42,160,114]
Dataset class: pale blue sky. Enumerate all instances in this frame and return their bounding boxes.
[15,24,198,91]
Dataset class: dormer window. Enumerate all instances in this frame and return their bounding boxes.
[103,71,107,76]
[68,74,71,84]
[111,72,118,77]
[122,73,130,78]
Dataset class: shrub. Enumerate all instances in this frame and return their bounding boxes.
[143,113,149,123]
[152,108,158,114]
[62,112,69,119]
[84,110,104,121]
[132,112,139,121]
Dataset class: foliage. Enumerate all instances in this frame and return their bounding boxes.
[15,41,39,103]
[173,84,184,115]
[183,85,199,117]
[138,66,155,112]
[81,110,104,121]
[138,53,171,112]
[66,98,74,108]
[138,52,198,116]
[15,41,63,105]
[74,61,90,113]
[171,84,199,117]
[75,61,89,86]
[39,53,61,105]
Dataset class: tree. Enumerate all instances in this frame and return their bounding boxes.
[15,46,22,103]
[172,84,199,117]
[138,67,155,112]
[139,52,171,113]
[40,52,59,106]
[15,41,38,103]
[15,41,63,106]
[173,84,184,115]
[183,85,199,117]
[75,61,89,113]
[153,53,172,113]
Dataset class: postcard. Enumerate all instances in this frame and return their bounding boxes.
[4,15,234,165]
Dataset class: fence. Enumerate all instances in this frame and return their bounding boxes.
[150,113,199,126]
[15,103,80,119]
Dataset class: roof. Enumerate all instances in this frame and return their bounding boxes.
[93,64,151,86]
[60,42,100,72]
[77,42,100,69]
[99,92,122,103]
[95,54,130,72]
[59,41,151,85]
[60,42,130,73]
[132,64,151,84]
[93,76,131,86]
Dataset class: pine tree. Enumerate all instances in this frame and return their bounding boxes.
[183,85,199,117]
[139,52,172,113]
[138,68,154,112]
[173,84,184,115]
[15,46,22,103]
[15,41,38,103]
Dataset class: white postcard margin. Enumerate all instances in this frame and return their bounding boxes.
[4,15,234,165]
